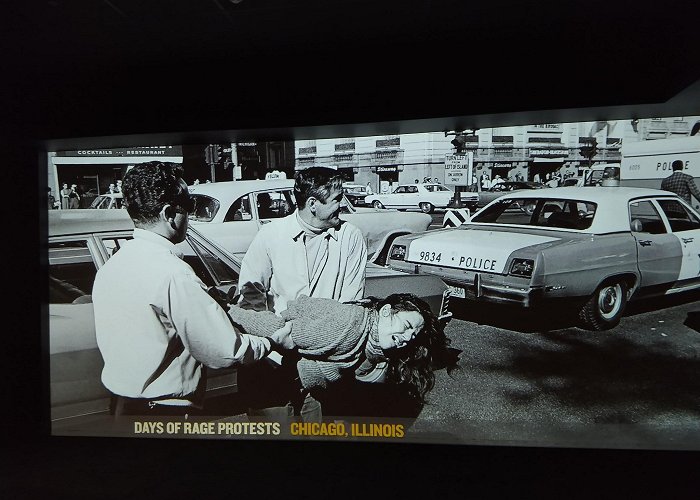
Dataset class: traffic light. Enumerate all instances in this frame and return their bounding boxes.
[579,138,598,160]
[214,145,223,163]
[451,133,467,153]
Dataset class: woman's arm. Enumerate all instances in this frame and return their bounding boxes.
[227,305,285,338]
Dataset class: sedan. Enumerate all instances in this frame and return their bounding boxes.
[89,193,124,209]
[342,183,370,206]
[48,209,451,434]
[365,183,478,213]
[387,187,700,330]
[476,181,545,208]
[187,179,432,264]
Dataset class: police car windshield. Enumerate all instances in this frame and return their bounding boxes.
[471,197,597,230]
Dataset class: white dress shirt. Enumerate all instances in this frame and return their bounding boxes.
[238,211,367,314]
[92,228,271,400]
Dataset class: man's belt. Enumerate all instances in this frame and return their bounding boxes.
[111,394,201,416]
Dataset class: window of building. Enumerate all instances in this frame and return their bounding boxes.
[376,138,400,148]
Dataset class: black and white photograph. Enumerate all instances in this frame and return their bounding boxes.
[46,116,700,449]
[6,0,700,496]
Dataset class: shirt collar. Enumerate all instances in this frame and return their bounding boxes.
[289,211,339,242]
[133,228,184,259]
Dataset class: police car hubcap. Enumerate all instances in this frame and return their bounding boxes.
[598,285,621,318]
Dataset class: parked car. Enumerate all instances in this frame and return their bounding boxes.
[342,183,370,206]
[89,193,124,209]
[387,187,700,330]
[48,209,451,433]
[187,179,432,264]
[476,181,545,208]
[365,183,479,213]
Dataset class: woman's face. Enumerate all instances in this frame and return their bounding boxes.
[377,304,425,350]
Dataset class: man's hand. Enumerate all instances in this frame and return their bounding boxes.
[269,321,295,350]
[235,281,269,311]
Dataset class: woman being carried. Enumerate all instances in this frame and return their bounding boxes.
[228,288,456,404]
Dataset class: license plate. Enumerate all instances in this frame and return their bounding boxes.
[446,285,465,299]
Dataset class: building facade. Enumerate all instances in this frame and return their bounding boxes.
[294,116,700,190]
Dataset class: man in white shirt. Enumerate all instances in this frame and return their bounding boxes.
[92,161,286,417]
[236,166,368,420]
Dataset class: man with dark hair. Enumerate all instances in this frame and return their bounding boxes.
[92,161,283,417]
[240,166,367,313]
[661,159,700,206]
[236,166,368,421]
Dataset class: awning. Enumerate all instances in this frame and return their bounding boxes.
[532,158,563,163]
[53,156,183,164]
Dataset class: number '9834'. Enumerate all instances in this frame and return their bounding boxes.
[419,251,441,262]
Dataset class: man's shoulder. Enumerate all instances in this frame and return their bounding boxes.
[337,220,365,239]
[258,213,297,233]
[249,213,298,246]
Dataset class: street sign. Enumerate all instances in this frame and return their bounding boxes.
[444,152,474,186]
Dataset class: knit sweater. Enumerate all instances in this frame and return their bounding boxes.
[228,295,385,389]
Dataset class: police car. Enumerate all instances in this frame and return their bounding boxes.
[387,187,700,330]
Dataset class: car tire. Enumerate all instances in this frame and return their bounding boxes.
[419,202,434,213]
[578,280,628,331]
[372,200,385,209]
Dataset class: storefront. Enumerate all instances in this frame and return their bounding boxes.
[374,165,400,193]
[49,147,183,208]
[528,147,568,183]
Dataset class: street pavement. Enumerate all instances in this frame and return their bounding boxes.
[409,290,700,450]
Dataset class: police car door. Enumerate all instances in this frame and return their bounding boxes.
[629,199,682,292]
[655,198,700,290]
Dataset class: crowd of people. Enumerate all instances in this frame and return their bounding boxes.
[90,162,457,423]
[47,180,123,210]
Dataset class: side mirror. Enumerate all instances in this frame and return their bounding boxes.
[631,219,643,232]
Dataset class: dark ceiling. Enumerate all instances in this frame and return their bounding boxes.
[7,0,700,146]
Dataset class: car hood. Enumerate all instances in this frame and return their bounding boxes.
[396,225,577,274]
[340,209,431,254]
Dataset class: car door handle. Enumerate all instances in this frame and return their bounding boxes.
[681,237,694,244]
[260,219,271,224]
[638,240,652,247]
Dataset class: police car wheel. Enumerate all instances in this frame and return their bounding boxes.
[419,202,434,213]
[579,280,628,331]
[373,200,384,209]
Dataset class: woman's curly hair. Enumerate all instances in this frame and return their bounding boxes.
[122,161,187,224]
[354,293,457,403]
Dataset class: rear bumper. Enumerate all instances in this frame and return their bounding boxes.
[445,279,544,307]
[389,260,543,307]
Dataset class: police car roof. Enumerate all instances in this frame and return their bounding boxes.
[504,186,678,202]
